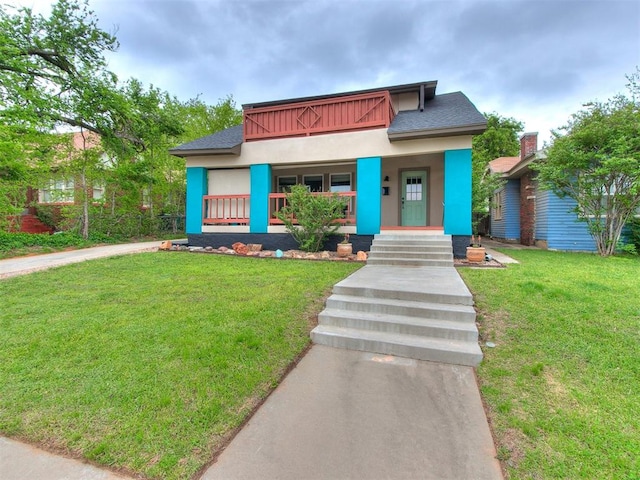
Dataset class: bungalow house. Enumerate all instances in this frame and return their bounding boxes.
[489,132,597,251]
[170,81,487,257]
[8,131,106,234]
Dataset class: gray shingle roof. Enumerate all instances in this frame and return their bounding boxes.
[388,92,487,138]
[169,124,243,156]
[170,91,486,156]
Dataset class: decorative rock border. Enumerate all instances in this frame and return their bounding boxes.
[159,241,368,262]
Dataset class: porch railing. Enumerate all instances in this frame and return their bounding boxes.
[203,195,250,225]
[269,191,356,225]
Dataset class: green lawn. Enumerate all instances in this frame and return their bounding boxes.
[460,250,640,479]
[0,253,361,479]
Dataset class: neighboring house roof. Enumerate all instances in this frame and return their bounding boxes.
[387,92,487,141]
[488,156,520,174]
[169,124,243,157]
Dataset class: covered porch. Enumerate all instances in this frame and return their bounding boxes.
[186,149,471,239]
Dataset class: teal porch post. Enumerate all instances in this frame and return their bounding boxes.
[443,149,472,235]
[250,164,272,233]
[356,157,382,235]
[186,167,207,234]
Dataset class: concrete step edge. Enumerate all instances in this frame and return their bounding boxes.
[318,308,479,340]
[331,285,473,306]
[310,325,483,366]
[326,294,476,320]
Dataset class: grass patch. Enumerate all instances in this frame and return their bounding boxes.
[459,250,640,479]
[0,253,360,479]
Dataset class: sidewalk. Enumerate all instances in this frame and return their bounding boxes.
[0,241,165,279]
[202,346,502,480]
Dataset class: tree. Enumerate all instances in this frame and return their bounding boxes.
[471,113,523,233]
[534,70,640,256]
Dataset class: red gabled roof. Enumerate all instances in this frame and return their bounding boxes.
[488,156,520,174]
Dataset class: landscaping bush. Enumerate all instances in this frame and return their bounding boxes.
[274,184,348,252]
[0,231,93,253]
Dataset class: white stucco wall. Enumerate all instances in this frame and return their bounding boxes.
[208,168,250,195]
[186,129,473,169]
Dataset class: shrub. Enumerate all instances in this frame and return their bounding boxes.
[274,184,348,252]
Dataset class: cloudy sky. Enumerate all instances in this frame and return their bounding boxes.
[14,0,640,144]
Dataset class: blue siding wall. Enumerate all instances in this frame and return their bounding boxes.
[535,189,549,240]
[491,179,520,240]
[186,167,208,234]
[542,192,596,251]
[444,149,472,235]
[356,157,382,234]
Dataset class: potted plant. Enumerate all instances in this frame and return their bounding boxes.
[466,235,486,263]
[336,233,353,257]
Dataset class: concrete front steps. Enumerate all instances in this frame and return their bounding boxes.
[311,234,483,367]
[367,234,454,267]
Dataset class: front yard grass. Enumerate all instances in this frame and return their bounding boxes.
[460,250,639,479]
[0,253,361,479]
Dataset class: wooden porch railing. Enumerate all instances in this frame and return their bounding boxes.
[244,91,395,141]
[268,191,356,225]
[203,195,250,225]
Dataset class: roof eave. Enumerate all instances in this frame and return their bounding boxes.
[169,144,242,158]
[387,123,487,142]
[244,81,438,110]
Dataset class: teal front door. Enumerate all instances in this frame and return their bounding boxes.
[401,170,427,226]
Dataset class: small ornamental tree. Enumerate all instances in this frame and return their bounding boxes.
[275,184,348,252]
[533,70,640,256]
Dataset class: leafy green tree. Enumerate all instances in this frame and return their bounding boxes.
[275,185,348,252]
[534,71,640,256]
[471,113,523,232]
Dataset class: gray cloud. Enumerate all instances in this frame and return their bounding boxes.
[87,0,639,141]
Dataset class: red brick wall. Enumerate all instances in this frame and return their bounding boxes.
[520,133,537,161]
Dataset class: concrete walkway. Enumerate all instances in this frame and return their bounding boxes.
[202,346,502,480]
[0,437,132,480]
[0,241,165,279]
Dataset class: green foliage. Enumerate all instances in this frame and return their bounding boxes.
[275,184,348,252]
[0,231,92,253]
[461,250,640,478]
[534,69,640,256]
[471,113,523,232]
[627,216,640,250]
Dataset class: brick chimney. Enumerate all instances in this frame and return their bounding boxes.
[520,132,538,161]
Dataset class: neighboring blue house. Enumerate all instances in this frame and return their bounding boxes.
[170,81,487,256]
[489,133,597,251]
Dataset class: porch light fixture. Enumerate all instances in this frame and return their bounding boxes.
[382,186,390,196]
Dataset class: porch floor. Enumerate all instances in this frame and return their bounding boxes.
[380,226,445,235]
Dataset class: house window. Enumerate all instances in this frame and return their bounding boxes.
[493,190,504,220]
[92,182,105,201]
[303,174,324,192]
[330,173,351,193]
[277,176,297,193]
[40,179,75,203]
[405,175,423,201]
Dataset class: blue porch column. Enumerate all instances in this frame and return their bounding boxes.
[444,149,472,236]
[356,157,382,235]
[186,167,208,234]
[250,164,272,233]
